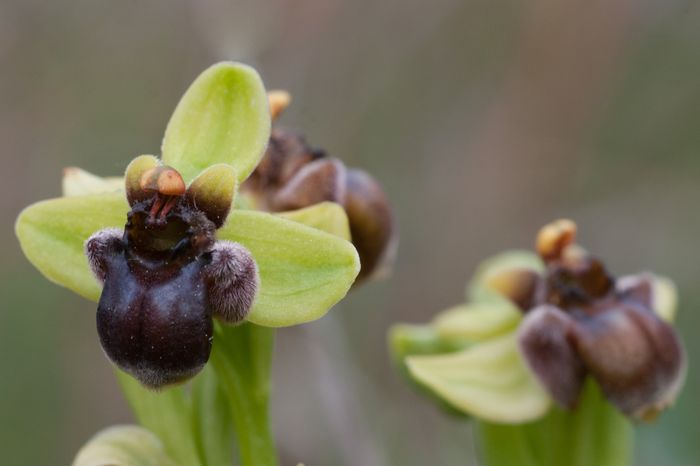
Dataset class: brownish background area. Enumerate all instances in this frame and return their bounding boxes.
[1,1,699,464]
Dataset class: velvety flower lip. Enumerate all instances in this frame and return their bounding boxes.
[241,91,397,283]
[516,219,686,420]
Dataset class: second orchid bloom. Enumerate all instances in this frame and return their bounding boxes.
[391,219,685,423]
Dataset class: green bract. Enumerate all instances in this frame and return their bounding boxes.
[15,61,360,328]
[72,425,177,466]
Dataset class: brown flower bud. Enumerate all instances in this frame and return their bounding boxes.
[243,127,395,283]
[344,169,395,282]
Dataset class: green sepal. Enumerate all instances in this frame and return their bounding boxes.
[432,303,521,344]
[218,210,360,326]
[277,202,351,240]
[72,425,178,466]
[62,167,124,197]
[389,323,472,418]
[405,334,551,424]
[161,62,270,184]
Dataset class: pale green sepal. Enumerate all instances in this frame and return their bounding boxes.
[15,193,128,302]
[277,202,351,240]
[161,62,270,184]
[63,167,124,197]
[467,250,544,303]
[219,210,360,327]
[432,302,522,343]
[389,324,468,362]
[651,274,677,322]
[389,323,472,418]
[405,334,550,423]
[72,425,178,466]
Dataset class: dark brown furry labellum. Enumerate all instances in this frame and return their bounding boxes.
[85,158,258,389]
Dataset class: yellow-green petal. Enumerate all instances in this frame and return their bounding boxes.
[219,210,360,327]
[405,335,551,423]
[72,425,177,466]
[432,302,522,343]
[63,167,123,197]
[277,202,351,240]
[162,62,270,184]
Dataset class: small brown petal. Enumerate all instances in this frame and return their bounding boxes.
[125,155,159,206]
[571,303,685,420]
[484,268,540,311]
[271,158,347,211]
[518,305,587,408]
[185,164,237,228]
[344,168,396,282]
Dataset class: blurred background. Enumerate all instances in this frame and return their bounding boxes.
[1,0,699,464]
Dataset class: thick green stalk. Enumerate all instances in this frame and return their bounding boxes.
[209,322,278,466]
[117,371,203,466]
[477,380,633,466]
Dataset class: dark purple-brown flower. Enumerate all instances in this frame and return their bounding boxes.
[503,219,686,420]
[86,156,258,389]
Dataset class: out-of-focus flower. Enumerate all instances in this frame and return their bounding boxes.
[241,91,397,283]
[390,219,685,423]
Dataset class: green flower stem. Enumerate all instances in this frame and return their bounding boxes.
[477,379,633,466]
[116,371,203,466]
[209,322,278,466]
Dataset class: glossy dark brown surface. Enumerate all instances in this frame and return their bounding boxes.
[86,168,258,388]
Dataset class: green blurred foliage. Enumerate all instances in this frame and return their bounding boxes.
[1,1,699,465]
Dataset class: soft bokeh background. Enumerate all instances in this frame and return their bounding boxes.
[1,1,699,464]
